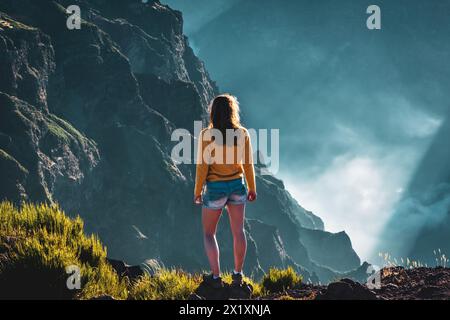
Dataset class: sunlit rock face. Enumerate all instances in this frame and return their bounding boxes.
[0,0,362,283]
[0,15,99,206]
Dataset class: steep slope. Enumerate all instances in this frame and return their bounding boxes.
[0,0,361,283]
[0,14,99,207]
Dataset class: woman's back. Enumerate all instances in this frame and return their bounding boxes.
[194,126,255,197]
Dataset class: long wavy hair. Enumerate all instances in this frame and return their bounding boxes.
[208,94,242,145]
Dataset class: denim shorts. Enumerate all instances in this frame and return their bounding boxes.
[202,177,248,210]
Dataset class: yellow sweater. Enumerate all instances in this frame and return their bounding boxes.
[194,127,256,197]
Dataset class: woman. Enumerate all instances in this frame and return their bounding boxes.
[194,94,257,288]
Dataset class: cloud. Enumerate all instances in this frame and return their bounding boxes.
[374,183,450,262]
[280,102,442,261]
[283,152,411,260]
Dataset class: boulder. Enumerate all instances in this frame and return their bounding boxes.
[107,258,144,282]
[194,280,253,300]
[317,278,377,300]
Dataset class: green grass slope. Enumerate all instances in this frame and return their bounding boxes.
[0,202,127,299]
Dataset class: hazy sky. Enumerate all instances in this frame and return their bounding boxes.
[163,0,450,261]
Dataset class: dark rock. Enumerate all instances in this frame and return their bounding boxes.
[194,281,253,300]
[417,285,443,299]
[260,267,450,300]
[376,267,450,300]
[317,278,377,300]
[229,283,253,300]
[194,281,229,300]
[0,253,11,271]
[107,258,144,282]
[382,283,399,291]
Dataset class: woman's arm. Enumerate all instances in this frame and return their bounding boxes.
[242,131,256,193]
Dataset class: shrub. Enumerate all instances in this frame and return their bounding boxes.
[129,269,202,300]
[261,266,302,293]
[0,202,128,299]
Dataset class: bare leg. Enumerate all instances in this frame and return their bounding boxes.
[202,207,223,276]
[226,203,247,273]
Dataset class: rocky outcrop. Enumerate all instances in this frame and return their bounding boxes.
[0,0,361,283]
[0,12,98,206]
[0,15,54,111]
[316,278,377,300]
[107,258,144,282]
[262,267,450,300]
[192,280,253,300]
[375,267,450,300]
[298,227,360,273]
[0,92,99,207]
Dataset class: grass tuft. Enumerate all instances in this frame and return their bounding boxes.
[221,272,265,297]
[378,250,449,269]
[261,266,302,293]
[129,269,202,300]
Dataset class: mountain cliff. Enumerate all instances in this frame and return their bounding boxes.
[0,0,361,283]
